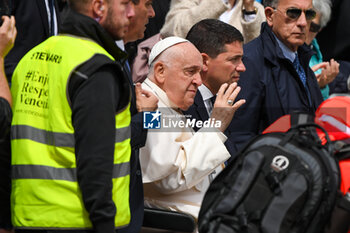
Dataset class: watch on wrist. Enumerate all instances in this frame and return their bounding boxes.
[242,7,257,15]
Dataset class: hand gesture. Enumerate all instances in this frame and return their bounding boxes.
[210,82,245,132]
[312,59,339,88]
[0,16,17,59]
[135,83,159,112]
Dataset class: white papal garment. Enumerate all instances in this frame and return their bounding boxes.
[140,78,231,219]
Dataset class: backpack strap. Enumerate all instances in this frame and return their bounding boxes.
[290,112,314,127]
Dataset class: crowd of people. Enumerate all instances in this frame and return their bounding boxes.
[0,0,350,232]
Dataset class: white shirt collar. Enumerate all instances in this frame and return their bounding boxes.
[198,84,214,101]
[198,84,215,115]
[115,40,125,51]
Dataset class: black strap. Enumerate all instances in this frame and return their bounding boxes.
[290,112,314,127]
[289,123,332,149]
[48,0,55,36]
[210,95,216,105]
[265,172,282,194]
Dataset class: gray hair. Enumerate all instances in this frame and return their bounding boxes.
[313,0,332,28]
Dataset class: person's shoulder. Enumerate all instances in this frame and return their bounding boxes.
[242,37,264,70]
[243,36,263,55]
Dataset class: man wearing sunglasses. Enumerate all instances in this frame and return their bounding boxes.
[228,0,324,153]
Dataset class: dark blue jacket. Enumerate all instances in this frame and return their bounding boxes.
[329,60,350,95]
[119,60,147,233]
[229,23,323,153]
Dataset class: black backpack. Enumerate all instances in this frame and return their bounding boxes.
[198,114,340,233]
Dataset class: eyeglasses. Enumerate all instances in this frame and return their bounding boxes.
[275,7,317,21]
[310,21,321,33]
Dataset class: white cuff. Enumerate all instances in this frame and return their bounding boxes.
[243,13,256,22]
[197,127,228,143]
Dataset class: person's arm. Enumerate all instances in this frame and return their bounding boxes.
[140,121,230,194]
[0,54,12,106]
[0,60,11,106]
[328,60,350,95]
[312,59,340,89]
[131,113,148,149]
[0,16,16,106]
[70,66,121,233]
[0,15,16,233]
[131,83,158,149]
[160,0,229,38]
[240,0,265,43]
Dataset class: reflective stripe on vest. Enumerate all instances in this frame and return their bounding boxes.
[12,163,130,181]
[11,125,131,146]
[10,35,131,229]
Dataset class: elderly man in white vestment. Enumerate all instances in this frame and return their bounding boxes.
[140,36,246,219]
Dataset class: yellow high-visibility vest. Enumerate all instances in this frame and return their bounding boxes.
[10,35,131,229]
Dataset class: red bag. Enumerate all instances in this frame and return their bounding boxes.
[263,96,350,233]
[264,96,350,195]
[315,96,350,195]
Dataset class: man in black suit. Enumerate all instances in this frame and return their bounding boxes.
[184,19,246,158]
[5,0,60,80]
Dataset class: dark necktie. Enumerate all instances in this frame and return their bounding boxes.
[293,55,307,87]
[124,60,132,82]
[293,54,312,106]
[210,95,216,105]
[208,95,216,115]
[125,60,131,74]
[48,0,55,36]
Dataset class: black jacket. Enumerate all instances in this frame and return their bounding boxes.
[5,0,60,80]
